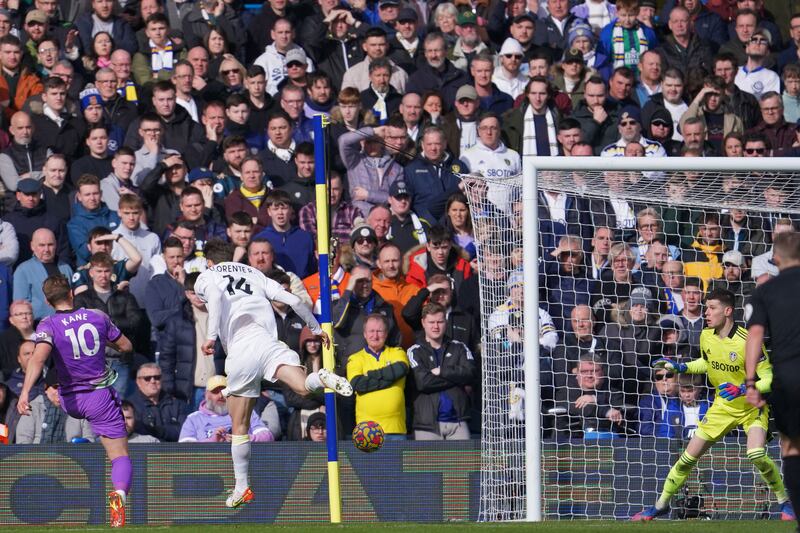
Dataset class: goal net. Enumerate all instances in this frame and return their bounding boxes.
[466,158,800,521]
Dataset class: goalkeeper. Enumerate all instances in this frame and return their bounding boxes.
[632,288,795,521]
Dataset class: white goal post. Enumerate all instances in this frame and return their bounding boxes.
[522,156,800,522]
[463,156,800,522]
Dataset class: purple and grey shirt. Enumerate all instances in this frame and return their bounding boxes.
[35,308,122,395]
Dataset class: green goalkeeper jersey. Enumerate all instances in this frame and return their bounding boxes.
[686,325,772,412]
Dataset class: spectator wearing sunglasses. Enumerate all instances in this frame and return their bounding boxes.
[734,28,779,100]
[639,365,681,438]
[492,38,528,101]
[129,362,189,442]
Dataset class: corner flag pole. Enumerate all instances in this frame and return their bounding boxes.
[313,114,342,523]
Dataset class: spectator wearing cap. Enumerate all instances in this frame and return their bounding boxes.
[15,366,95,444]
[656,6,715,77]
[571,0,616,35]
[374,0,401,38]
[361,57,402,123]
[298,171,362,245]
[406,32,470,111]
[74,0,137,56]
[303,412,327,442]
[404,124,464,222]
[131,13,187,86]
[734,27,779,99]
[222,156,270,232]
[387,7,422,76]
[78,88,125,156]
[253,19,310,97]
[707,250,755,322]
[341,27,409,93]
[5,177,68,267]
[0,111,48,196]
[502,76,562,158]
[492,38,528,100]
[600,105,667,157]
[533,0,585,59]
[180,375,273,442]
[338,124,404,216]
[385,180,430,255]
[552,47,593,108]
[470,55,514,116]
[440,84,479,158]
[642,107,680,156]
[278,49,312,97]
[747,91,795,156]
[350,222,380,269]
[449,10,489,72]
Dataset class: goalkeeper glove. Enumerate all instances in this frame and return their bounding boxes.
[718,382,746,401]
[652,358,687,373]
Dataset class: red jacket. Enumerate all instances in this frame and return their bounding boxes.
[405,246,472,293]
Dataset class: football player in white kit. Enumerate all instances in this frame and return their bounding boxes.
[195,240,352,508]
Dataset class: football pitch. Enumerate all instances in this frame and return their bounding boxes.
[5,521,798,533]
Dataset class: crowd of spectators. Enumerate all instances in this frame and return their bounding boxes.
[0,0,796,443]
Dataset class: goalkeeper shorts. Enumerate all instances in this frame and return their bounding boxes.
[694,401,770,443]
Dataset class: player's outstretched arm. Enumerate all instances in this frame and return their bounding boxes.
[652,358,689,373]
[17,342,52,415]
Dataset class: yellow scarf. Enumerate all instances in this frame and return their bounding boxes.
[240,185,266,209]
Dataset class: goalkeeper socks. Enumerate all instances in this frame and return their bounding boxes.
[110,455,132,495]
[657,451,699,509]
[782,456,800,514]
[231,434,251,493]
[747,448,789,503]
[305,371,322,392]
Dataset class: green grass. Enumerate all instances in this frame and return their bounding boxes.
[4,522,798,533]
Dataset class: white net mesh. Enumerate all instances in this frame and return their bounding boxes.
[468,166,800,521]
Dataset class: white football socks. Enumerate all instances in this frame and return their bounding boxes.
[231,434,251,493]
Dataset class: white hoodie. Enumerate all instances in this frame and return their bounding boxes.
[254,43,316,96]
[460,140,521,214]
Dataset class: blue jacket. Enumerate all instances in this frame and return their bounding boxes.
[254,225,317,279]
[597,22,658,79]
[479,85,515,116]
[67,202,121,265]
[12,257,73,319]
[639,393,710,438]
[159,302,225,403]
[403,153,465,222]
[143,273,185,348]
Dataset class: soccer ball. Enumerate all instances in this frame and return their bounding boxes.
[352,420,384,453]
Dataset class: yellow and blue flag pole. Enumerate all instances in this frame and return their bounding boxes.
[313,114,342,523]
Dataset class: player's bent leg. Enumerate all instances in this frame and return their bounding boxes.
[100,436,130,528]
[746,426,791,517]
[631,435,714,521]
[226,395,257,509]
[274,364,353,398]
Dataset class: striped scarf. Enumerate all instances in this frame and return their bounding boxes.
[150,40,174,74]
[522,105,559,157]
[117,80,139,105]
[240,185,266,209]
[612,23,648,71]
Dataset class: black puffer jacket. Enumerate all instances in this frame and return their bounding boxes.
[73,287,151,355]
